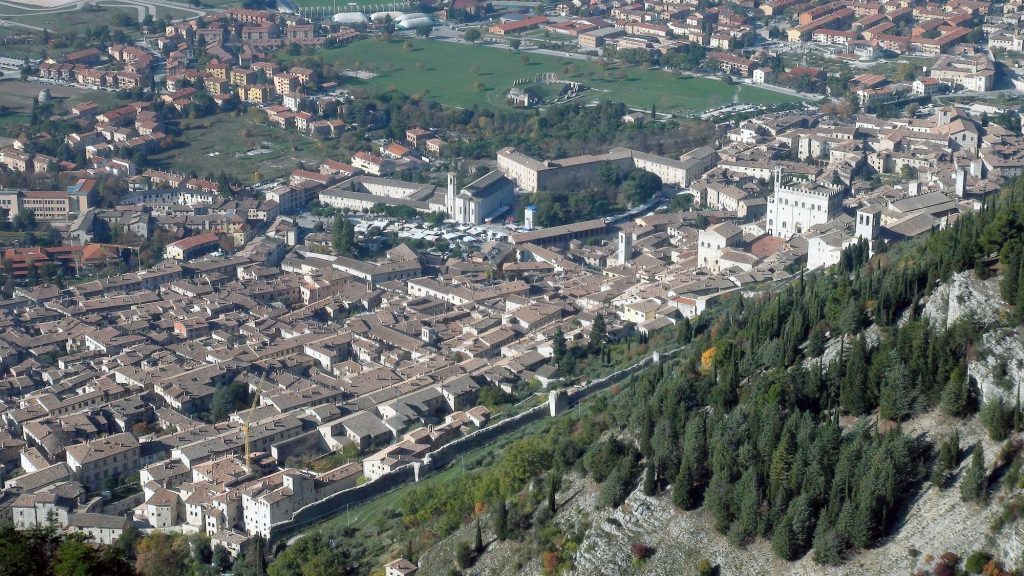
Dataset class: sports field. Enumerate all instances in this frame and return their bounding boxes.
[314,38,798,114]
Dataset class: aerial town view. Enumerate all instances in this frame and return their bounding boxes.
[0,0,1023,572]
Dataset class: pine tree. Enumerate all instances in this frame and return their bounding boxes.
[840,337,871,415]
[940,364,973,417]
[676,317,692,345]
[771,520,795,560]
[331,215,357,258]
[980,398,1015,441]
[878,351,913,421]
[1000,241,1022,302]
[960,444,988,503]
[807,326,826,358]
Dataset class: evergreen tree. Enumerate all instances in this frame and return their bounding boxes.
[331,215,358,258]
[840,337,871,415]
[494,499,508,541]
[930,429,960,488]
[547,474,558,513]
[676,317,692,345]
[552,327,567,363]
[590,313,606,353]
[940,365,974,417]
[878,350,913,421]
[642,462,656,496]
[980,398,1016,441]
[673,413,708,510]
[806,326,826,358]
[474,518,483,555]
[960,444,987,503]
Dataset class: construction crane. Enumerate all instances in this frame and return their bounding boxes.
[243,373,264,470]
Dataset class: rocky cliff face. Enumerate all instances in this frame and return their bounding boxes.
[970,327,1024,405]
[922,271,1005,330]
[919,270,1024,405]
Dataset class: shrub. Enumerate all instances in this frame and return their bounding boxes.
[631,543,653,559]
[454,541,473,569]
[966,550,993,573]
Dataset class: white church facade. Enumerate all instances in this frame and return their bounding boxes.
[446,171,515,225]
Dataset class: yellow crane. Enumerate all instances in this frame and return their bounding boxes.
[243,374,264,470]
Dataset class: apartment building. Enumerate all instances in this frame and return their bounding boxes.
[929,53,995,92]
[66,433,141,491]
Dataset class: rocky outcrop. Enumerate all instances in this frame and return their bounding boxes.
[970,327,1024,405]
[922,271,1005,330]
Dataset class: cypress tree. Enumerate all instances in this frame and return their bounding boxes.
[494,499,508,541]
[547,474,558,514]
[931,429,960,488]
[643,462,656,496]
[474,518,483,555]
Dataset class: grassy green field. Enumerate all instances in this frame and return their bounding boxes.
[315,38,798,113]
[0,79,124,113]
[866,55,936,76]
[0,112,30,137]
[149,112,338,181]
[0,6,138,33]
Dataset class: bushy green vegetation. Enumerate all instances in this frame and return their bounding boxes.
[0,524,133,576]
[338,93,714,161]
[528,165,663,227]
[0,524,236,576]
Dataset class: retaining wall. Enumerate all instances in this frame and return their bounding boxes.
[268,347,686,543]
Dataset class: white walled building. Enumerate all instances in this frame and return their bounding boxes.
[766,166,845,238]
[697,222,743,272]
[445,171,515,225]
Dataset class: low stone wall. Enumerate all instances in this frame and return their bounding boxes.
[425,402,549,471]
[567,346,685,406]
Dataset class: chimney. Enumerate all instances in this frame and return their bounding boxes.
[908,181,920,196]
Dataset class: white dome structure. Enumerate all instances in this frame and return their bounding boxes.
[370,11,404,22]
[396,16,434,29]
[332,11,369,24]
[394,12,427,21]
